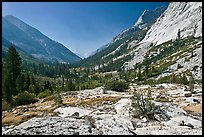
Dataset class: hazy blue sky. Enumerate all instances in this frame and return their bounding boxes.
[2,2,169,58]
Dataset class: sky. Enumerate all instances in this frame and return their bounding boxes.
[2,2,169,58]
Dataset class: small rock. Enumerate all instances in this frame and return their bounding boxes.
[154,114,170,121]
[97,129,103,135]
[156,94,166,98]
[2,111,7,118]
[185,97,199,104]
[88,127,92,133]
[12,110,18,114]
[193,99,199,103]
[136,124,143,128]
[186,123,194,128]
[184,92,192,97]
[139,116,143,119]
[178,120,185,126]
[96,117,103,120]
[103,90,108,94]
[62,104,70,107]
[8,125,15,129]
[142,117,148,123]
[71,112,79,118]
[73,132,79,135]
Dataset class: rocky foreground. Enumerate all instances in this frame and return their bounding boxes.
[2,84,202,135]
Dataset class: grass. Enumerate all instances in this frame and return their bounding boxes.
[155,97,171,102]
[42,95,55,102]
[2,112,37,126]
[142,37,201,74]
[63,96,121,107]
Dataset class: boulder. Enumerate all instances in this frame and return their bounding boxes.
[185,97,199,104]
[184,92,192,97]
[154,114,170,121]
[185,123,194,128]
[71,112,79,118]
[142,117,148,123]
[178,120,185,126]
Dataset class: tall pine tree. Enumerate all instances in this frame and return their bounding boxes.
[3,46,22,103]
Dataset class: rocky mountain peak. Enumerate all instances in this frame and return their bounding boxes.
[134,6,167,29]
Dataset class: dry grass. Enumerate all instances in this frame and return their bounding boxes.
[155,97,171,102]
[34,100,55,108]
[42,95,55,102]
[63,96,121,107]
[2,95,64,127]
[183,104,202,116]
[2,112,37,126]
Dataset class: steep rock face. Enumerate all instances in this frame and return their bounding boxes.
[134,6,167,29]
[2,15,81,63]
[141,2,202,45]
[124,2,202,79]
[112,6,167,44]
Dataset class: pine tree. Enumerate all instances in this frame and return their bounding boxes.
[30,74,35,85]
[44,80,52,90]
[171,73,176,84]
[137,68,142,81]
[34,82,41,95]
[182,74,189,85]
[144,65,149,78]
[66,80,75,91]
[62,77,65,89]
[16,74,25,93]
[24,72,30,91]
[29,85,36,93]
[2,46,22,103]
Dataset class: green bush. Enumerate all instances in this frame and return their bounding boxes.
[54,93,63,106]
[143,79,157,85]
[131,91,155,120]
[37,89,52,99]
[105,80,129,92]
[13,91,38,106]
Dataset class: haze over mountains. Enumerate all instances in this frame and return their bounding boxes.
[77,2,202,80]
[76,5,168,68]
[2,15,81,63]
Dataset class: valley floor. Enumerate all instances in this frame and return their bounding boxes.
[2,83,202,135]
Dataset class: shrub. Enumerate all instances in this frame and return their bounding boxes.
[143,79,157,85]
[105,80,129,92]
[13,91,38,106]
[131,91,155,120]
[189,76,195,93]
[37,89,52,99]
[2,99,11,111]
[54,93,63,106]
